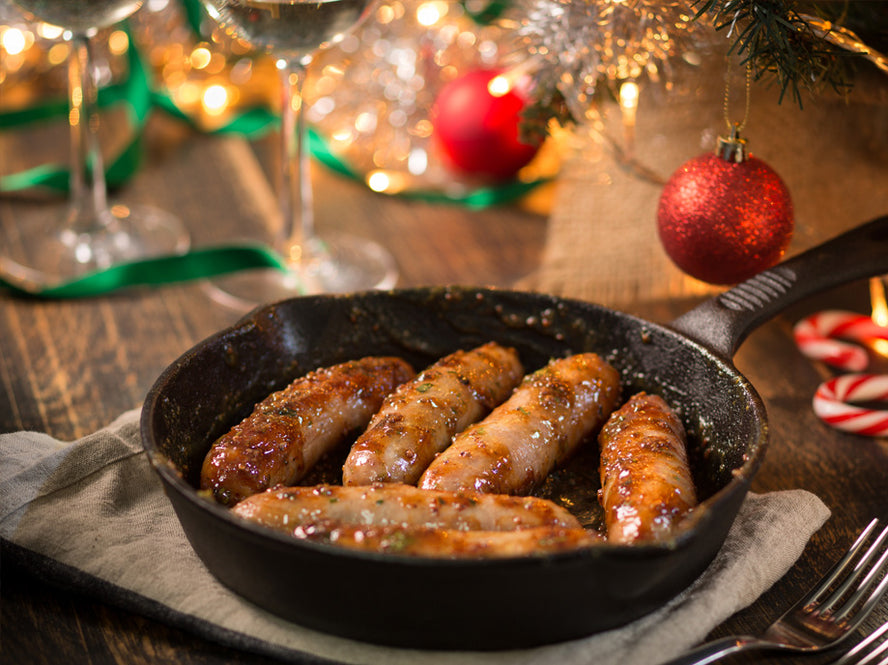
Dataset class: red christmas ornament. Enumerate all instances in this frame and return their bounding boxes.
[431,68,541,182]
[657,130,794,285]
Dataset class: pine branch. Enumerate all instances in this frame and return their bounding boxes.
[695,0,866,104]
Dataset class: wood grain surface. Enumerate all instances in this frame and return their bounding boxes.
[2,120,886,665]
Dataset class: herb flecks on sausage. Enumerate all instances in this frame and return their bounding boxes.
[200,357,415,506]
[418,353,621,495]
[342,342,524,486]
[598,392,697,544]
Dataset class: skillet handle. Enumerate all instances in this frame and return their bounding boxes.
[669,214,888,359]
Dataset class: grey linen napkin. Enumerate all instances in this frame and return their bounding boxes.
[1,409,830,665]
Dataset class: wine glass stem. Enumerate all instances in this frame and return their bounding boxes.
[278,57,314,267]
[68,32,112,233]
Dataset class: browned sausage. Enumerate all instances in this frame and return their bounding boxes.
[200,357,414,505]
[279,523,603,558]
[231,483,581,531]
[418,353,621,495]
[598,392,697,544]
[342,342,524,486]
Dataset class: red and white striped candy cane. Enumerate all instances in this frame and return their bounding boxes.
[813,374,888,437]
[793,310,888,371]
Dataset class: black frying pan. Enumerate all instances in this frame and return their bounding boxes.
[141,215,888,650]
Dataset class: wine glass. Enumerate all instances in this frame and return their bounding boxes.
[200,0,397,310]
[4,0,189,289]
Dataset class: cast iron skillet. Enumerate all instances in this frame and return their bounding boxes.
[142,215,888,650]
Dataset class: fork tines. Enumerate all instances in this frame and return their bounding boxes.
[667,519,888,665]
[806,520,888,628]
[832,620,888,665]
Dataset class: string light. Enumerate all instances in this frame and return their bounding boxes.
[488,74,510,97]
[202,84,229,115]
[1,0,556,197]
[108,30,129,56]
[37,23,64,39]
[47,43,68,65]
[190,46,213,70]
[416,1,446,27]
[619,80,639,112]
[300,0,546,194]
[2,28,27,55]
[126,1,278,128]
[367,171,391,191]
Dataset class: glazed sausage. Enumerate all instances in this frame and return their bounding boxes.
[598,392,697,544]
[231,483,581,531]
[200,357,415,505]
[279,523,603,558]
[418,353,621,495]
[342,342,524,486]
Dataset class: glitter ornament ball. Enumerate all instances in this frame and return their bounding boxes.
[657,151,794,285]
[431,68,541,182]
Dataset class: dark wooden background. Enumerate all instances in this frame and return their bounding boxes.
[2,119,886,664]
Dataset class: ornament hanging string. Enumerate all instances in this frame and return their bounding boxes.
[716,58,754,163]
[722,58,752,136]
[656,53,794,286]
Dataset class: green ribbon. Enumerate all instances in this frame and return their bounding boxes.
[0,3,548,298]
[461,0,512,25]
[0,24,152,193]
[305,127,553,209]
[0,245,287,299]
[0,7,546,205]
[150,89,278,138]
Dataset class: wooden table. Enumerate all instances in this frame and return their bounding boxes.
[2,123,886,665]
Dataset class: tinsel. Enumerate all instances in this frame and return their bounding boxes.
[802,14,888,78]
[502,0,710,126]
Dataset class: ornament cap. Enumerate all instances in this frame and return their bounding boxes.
[715,124,747,163]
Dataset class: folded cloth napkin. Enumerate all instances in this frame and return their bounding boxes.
[1,409,829,665]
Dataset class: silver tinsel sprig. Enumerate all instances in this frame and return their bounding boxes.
[503,0,710,125]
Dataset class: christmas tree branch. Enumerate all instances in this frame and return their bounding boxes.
[502,0,887,136]
[695,0,883,104]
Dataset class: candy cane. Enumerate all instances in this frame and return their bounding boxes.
[813,374,888,437]
[793,310,888,371]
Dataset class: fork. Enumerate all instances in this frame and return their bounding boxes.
[662,519,888,665]
[829,620,888,665]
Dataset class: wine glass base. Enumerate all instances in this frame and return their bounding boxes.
[1,203,189,290]
[204,231,398,312]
